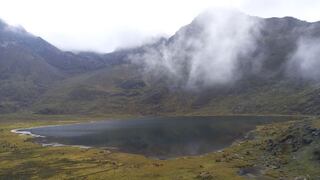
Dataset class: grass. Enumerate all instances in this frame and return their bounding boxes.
[0,115,319,179]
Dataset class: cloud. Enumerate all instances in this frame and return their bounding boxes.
[1,0,320,53]
[240,0,320,22]
[131,9,261,90]
[287,38,320,80]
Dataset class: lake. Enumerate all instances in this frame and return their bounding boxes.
[19,116,295,159]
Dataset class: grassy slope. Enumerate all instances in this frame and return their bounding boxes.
[0,44,64,113]
[1,116,320,179]
[31,64,320,116]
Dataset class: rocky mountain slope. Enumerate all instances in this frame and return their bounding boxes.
[0,19,137,113]
[1,11,320,115]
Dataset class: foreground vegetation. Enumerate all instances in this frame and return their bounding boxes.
[0,115,320,179]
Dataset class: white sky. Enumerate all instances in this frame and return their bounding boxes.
[0,0,319,52]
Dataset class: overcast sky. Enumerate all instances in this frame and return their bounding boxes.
[0,0,319,53]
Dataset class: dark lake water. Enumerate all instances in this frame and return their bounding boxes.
[21,116,295,159]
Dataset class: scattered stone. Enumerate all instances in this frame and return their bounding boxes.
[233,153,241,159]
[117,162,124,166]
[280,135,294,143]
[238,166,261,177]
[313,150,320,161]
[302,138,313,145]
[294,176,308,180]
[152,162,163,167]
[312,131,320,136]
[196,171,214,180]
[270,165,280,169]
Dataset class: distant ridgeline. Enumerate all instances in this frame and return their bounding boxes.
[1,11,320,115]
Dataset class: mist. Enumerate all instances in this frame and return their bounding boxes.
[287,37,320,81]
[131,10,261,89]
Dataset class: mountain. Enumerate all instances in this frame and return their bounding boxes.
[0,20,115,113]
[1,11,320,115]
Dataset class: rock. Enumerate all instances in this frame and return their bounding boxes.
[233,153,241,159]
[238,166,261,177]
[312,131,320,136]
[196,171,214,180]
[306,127,317,132]
[281,134,294,143]
[294,176,308,180]
[118,163,124,166]
[313,150,320,161]
[152,162,164,167]
[302,138,313,145]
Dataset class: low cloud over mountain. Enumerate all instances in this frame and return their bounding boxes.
[1,10,320,115]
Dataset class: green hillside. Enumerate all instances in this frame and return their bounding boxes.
[32,63,320,116]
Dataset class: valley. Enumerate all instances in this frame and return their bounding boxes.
[1,8,320,180]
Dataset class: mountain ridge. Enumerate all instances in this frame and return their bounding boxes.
[1,12,320,115]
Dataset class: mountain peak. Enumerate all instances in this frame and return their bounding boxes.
[193,8,251,24]
[0,19,28,34]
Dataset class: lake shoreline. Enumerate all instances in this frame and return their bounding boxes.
[10,115,298,159]
[3,116,319,179]
[11,128,92,149]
